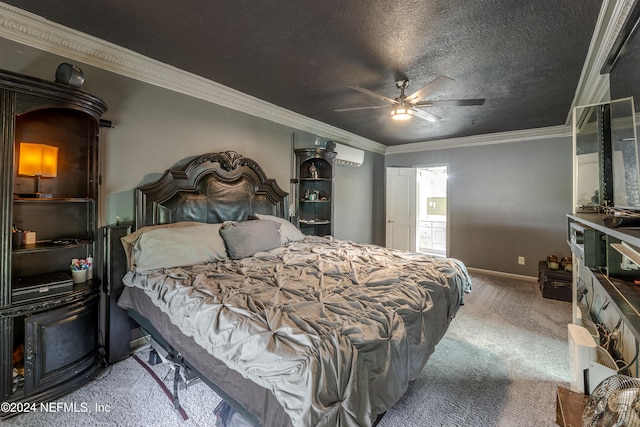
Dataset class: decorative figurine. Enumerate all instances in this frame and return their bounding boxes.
[309,162,318,179]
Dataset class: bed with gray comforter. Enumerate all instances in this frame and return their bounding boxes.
[120,232,471,427]
[118,151,471,427]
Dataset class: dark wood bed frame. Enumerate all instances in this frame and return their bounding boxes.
[128,151,290,426]
[135,150,288,228]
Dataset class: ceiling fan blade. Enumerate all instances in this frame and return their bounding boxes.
[412,108,440,122]
[348,85,398,105]
[334,105,389,112]
[415,98,486,107]
[405,76,453,104]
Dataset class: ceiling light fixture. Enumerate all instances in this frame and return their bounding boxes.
[390,105,413,121]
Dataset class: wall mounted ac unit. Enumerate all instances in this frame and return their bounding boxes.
[334,143,364,167]
[568,323,618,394]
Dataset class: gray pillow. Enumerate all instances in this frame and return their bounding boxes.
[220,220,282,259]
[254,214,306,244]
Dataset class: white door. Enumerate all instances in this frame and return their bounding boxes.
[385,167,417,251]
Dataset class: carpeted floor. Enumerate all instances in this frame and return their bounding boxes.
[376,271,572,427]
[3,271,571,426]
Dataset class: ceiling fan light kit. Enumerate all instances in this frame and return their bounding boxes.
[336,75,485,124]
[390,105,413,121]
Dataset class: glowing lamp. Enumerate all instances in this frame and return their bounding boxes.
[390,106,413,121]
[18,142,58,198]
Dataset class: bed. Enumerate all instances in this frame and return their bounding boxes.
[117,151,472,427]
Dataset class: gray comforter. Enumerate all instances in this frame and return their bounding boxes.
[123,236,472,427]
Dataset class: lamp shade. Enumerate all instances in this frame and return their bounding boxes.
[390,106,413,121]
[18,143,58,177]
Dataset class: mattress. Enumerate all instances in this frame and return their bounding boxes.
[118,285,292,426]
[119,235,471,426]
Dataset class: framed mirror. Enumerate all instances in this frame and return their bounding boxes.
[611,97,639,208]
[573,97,638,212]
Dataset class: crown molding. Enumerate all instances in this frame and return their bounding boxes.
[0,2,632,157]
[569,0,635,115]
[0,2,387,155]
[385,125,571,155]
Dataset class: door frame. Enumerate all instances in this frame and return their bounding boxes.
[385,164,449,255]
[416,163,449,257]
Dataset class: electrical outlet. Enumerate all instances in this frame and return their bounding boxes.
[518,256,525,265]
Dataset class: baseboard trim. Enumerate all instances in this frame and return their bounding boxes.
[467,267,537,282]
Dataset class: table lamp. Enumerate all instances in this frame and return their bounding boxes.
[17,142,58,198]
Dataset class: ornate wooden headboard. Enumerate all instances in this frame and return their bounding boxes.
[135,151,288,228]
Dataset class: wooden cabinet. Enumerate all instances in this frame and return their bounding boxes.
[23,297,99,395]
[419,220,446,255]
[294,148,336,236]
[0,69,107,415]
[555,386,588,427]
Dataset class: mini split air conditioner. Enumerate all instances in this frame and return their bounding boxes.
[568,323,618,394]
[334,143,364,167]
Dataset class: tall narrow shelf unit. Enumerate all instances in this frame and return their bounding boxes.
[294,148,336,236]
[0,69,107,416]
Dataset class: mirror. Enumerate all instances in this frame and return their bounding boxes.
[611,98,639,208]
[574,104,600,209]
[573,97,639,212]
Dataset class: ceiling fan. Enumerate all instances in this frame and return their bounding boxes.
[335,76,485,122]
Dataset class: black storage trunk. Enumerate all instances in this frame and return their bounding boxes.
[538,260,572,302]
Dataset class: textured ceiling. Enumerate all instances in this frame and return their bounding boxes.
[3,0,603,146]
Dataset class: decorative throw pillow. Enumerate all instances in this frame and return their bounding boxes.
[254,214,306,244]
[219,220,282,259]
[131,223,227,272]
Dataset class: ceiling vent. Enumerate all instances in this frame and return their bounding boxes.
[334,143,364,167]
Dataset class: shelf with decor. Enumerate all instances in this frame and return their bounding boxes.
[0,68,106,417]
[293,148,336,236]
[11,239,93,254]
[298,219,331,225]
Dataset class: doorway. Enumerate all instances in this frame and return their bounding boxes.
[385,165,448,255]
[417,166,447,256]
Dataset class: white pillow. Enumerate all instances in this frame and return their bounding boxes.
[132,223,227,272]
[254,214,306,244]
